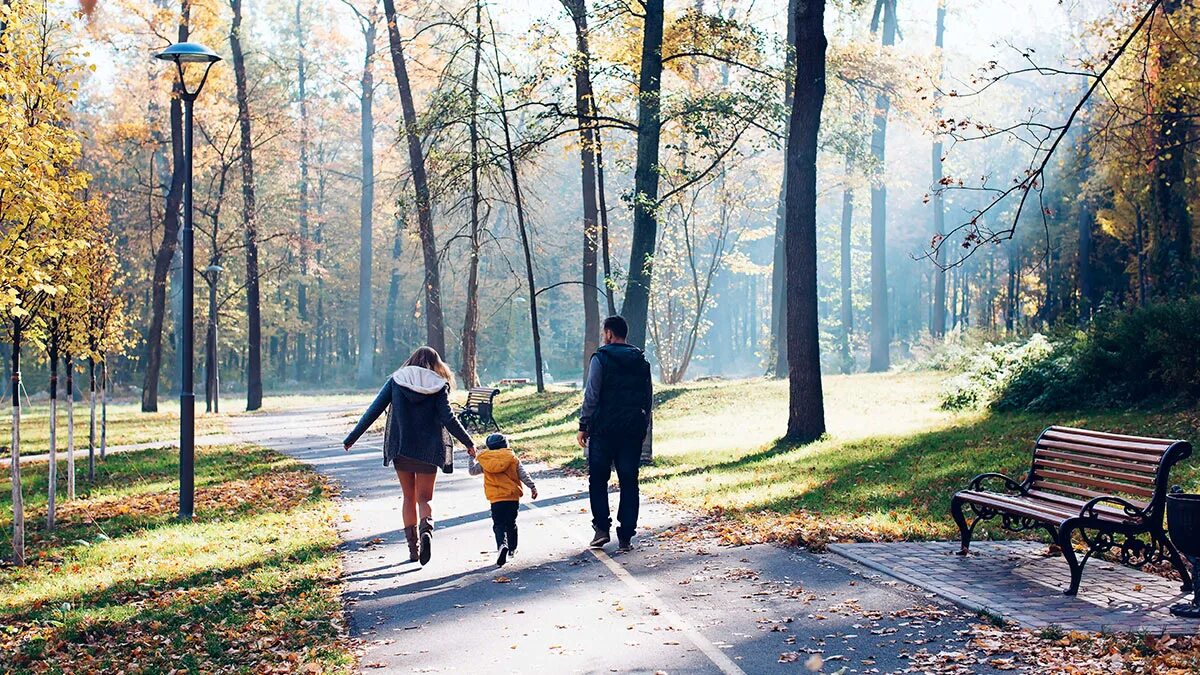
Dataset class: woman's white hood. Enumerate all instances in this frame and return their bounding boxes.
[390,365,448,394]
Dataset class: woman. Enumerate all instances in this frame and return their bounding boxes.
[343,346,477,566]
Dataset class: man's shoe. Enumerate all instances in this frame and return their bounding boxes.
[617,537,633,552]
[496,544,509,567]
[589,528,611,549]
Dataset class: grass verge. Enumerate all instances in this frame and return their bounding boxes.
[496,371,1200,548]
[0,443,351,673]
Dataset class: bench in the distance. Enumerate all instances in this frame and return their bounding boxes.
[950,425,1193,596]
[455,387,501,432]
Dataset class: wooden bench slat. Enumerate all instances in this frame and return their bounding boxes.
[1033,458,1155,485]
[1030,478,1152,508]
[957,490,1134,525]
[1023,489,1142,521]
[1034,449,1161,476]
[1037,439,1165,465]
[1047,426,1178,447]
[1041,429,1172,455]
[1033,468,1155,498]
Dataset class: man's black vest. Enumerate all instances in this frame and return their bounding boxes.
[591,343,651,438]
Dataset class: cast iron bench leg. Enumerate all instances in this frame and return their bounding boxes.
[1058,518,1085,596]
[950,496,974,555]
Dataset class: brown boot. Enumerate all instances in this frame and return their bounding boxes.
[419,517,434,566]
[404,525,419,563]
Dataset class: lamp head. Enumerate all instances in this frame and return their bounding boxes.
[155,41,221,65]
[154,42,221,99]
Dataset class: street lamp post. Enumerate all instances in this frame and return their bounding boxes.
[155,42,221,521]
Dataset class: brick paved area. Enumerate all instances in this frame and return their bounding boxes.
[828,540,1199,634]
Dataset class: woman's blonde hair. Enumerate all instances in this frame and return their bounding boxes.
[403,346,455,389]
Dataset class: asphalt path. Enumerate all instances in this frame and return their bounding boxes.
[232,407,1000,674]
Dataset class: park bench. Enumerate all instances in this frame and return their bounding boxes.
[455,387,501,432]
[950,425,1193,596]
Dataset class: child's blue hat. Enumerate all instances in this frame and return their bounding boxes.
[485,433,509,450]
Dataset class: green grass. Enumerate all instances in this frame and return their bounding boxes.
[0,399,228,459]
[496,372,1200,543]
[0,444,351,673]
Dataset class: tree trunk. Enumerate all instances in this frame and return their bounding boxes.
[1150,0,1192,296]
[1006,245,1017,333]
[784,0,827,443]
[88,356,96,478]
[1078,194,1094,320]
[385,212,404,364]
[230,0,263,410]
[595,129,617,316]
[621,0,665,348]
[562,0,601,377]
[65,354,75,498]
[295,0,310,381]
[142,0,190,413]
[382,0,446,355]
[490,16,545,392]
[356,19,378,386]
[868,0,896,372]
[930,0,947,338]
[460,1,484,388]
[47,340,57,530]
[100,358,108,460]
[10,320,24,565]
[839,156,854,374]
[771,0,798,378]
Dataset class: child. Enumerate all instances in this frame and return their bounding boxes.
[468,433,538,567]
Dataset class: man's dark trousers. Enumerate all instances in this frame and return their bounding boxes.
[490,501,519,551]
[588,432,643,540]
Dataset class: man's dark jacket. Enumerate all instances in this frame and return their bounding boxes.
[579,343,653,439]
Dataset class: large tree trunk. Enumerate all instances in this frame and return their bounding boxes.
[771,0,798,378]
[231,0,263,410]
[382,0,446,355]
[620,0,665,348]
[562,0,601,377]
[295,0,310,381]
[355,19,378,386]
[839,157,854,374]
[868,0,896,372]
[785,0,827,443]
[142,0,190,412]
[490,16,545,392]
[460,1,484,388]
[930,0,947,338]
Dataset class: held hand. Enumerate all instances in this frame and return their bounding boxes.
[467,446,477,458]
[531,486,538,500]
[576,431,588,448]
[343,441,352,452]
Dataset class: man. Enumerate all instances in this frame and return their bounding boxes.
[578,315,653,551]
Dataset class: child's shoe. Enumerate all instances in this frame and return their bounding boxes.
[496,544,509,567]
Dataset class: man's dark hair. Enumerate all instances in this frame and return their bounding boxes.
[603,315,629,339]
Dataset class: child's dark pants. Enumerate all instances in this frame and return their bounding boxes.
[490,501,519,551]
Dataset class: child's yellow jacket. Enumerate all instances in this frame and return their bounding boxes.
[474,449,524,503]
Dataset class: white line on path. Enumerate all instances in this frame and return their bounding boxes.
[525,498,749,675]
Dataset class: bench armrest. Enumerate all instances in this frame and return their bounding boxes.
[967,472,1025,494]
[1080,495,1146,520]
